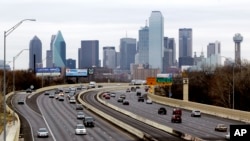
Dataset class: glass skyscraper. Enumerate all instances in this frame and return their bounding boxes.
[52,31,66,67]
[179,28,192,57]
[29,35,42,70]
[149,11,164,72]
[119,38,136,70]
[138,25,149,65]
[103,46,116,69]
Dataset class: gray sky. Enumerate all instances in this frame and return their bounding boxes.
[1,0,250,69]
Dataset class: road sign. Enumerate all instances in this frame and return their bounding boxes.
[146,77,156,85]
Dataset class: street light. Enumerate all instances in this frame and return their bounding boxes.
[3,19,35,141]
[13,49,29,95]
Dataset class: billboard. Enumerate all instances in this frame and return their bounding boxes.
[36,67,61,77]
[65,69,88,77]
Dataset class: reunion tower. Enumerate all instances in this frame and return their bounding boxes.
[233,33,243,64]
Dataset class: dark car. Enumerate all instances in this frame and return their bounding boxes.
[83,116,95,127]
[158,107,167,115]
[138,96,144,102]
[123,100,129,105]
[18,99,25,104]
[76,104,83,110]
[215,124,227,132]
[136,91,141,96]
[173,108,182,116]
[131,87,136,92]
[171,115,182,123]
[44,91,50,95]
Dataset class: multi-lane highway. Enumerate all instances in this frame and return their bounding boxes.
[82,90,185,141]
[12,88,139,141]
[100,87,246,141]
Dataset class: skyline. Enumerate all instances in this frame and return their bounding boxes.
[1,0,250,69]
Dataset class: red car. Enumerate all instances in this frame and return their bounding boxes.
[173,108,182,116]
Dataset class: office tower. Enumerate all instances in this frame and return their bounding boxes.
[66,58,76,69]
[52,31,66,67]
[179,28,192,57]
[149,11,164,72]
[116,52,120,68]
[29,35,42,70]
[79,40,99,68]
[46,35,56,68]
[120,38,136,70]
[103,46,116,69]
[163,37,176,72]
[138,25,149,65]
[179,28,193,67]
[233,33,243,64]
[207,41,221,57]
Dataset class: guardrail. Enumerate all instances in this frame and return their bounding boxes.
[149,94,250,123]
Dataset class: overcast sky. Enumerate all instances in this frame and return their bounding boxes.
[1,0,250,69]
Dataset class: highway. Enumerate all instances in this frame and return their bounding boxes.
[81,90,185,141]
[12,88,139,141]
[100,88,246,141]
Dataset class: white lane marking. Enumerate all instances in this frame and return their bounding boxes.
[37,94,57,141]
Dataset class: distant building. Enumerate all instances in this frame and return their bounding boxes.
[119,38,136,70]
[149,11,164,72]
[0,60,11,70]
[52,31,66,67]
[79,40,99,68]
[29,35,42,71]
[179,28,193,68]
[131,64,160,80]
[163,37,176,73]
[66,58,76,69]
[103,46,116,69]
[138,25,149,65]
[233,33,243,64]
[46,35,56,68]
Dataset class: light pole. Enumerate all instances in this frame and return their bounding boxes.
[232,63,235,109]
[13,49,29,95]
[3,19,35,141]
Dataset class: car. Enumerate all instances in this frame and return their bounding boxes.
[75,124,87,135]
[225,132,230,140]
[158,107,167,115]
[117,98,124,103]
[26,88,32,93]
[191,110,201,117]
[146,99,153,104]
[136,91,141,96]
[171,115,182,123]
[138,96,144,102]
[83,116,95,127]
[67,92,75,99]
[17,99,25,104]
[76,104,83,110]
[123,100,129,105]
[131,87,136,92]
[49,93,55,98]
[120,94,126,99]
[110,92,116,97]
[173,108,182,116]
[58,92,64,96]
[215,124,228,132]
[44,91,49,95]
[58,96,64,101]
[77,111,85,119]
[126,88,130,92]
[69,97,76,103]
[37,128,49,137]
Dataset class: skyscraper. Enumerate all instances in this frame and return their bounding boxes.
[120,38,136,70]
[29,35,42,70]
[233,33,243,64]
[179,28,192,57]
[163,37,176,72]
[207,41,221,57]
[179,28,193,68]
[79,40,99,68]
[66,58,76,69]
[149,11,164,72]
[138,25,149,65]
[52,31,66,67]
[103,46,116,69]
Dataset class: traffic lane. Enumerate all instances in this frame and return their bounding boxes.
[13,93,53,141]
[38,90,137,141]
[83,91,185,141]
[104,89,245,140]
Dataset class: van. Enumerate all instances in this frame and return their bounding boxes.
[88,81,96,88]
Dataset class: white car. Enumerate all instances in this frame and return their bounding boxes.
[77,112,85,119]
[75,124,87,135]
[225,132,230,140]
[37,128,49,137]
[191,110,201,117]
[69,97,76,103]
[146,99,153,104]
